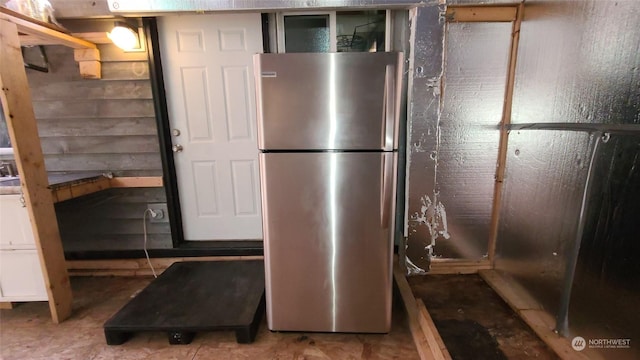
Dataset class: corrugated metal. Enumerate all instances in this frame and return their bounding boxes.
[495,130,592,316]
[511,0,640,125]
[430,22,510,259]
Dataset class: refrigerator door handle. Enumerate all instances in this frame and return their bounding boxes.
[381,153,393,229]
[382,64,396,152]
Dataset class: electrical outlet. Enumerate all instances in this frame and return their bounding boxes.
[147,203,169,223]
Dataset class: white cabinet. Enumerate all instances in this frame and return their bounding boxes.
[0,194,48,302]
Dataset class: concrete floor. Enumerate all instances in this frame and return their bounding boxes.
[0,276,419,360]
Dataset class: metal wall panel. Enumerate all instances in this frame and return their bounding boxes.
[433,22,510,259]
[511,0,640,125]
[568,134,640,360]
[495,130,592,316]
[404,4,444,273]
[496,3,640,358]
[406,20,511,267]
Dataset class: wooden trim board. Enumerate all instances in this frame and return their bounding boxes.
[0,302,15,309]
[394,266,451,360]
[445,4,518,23]
[66,256,264,276]
[428,259,492,275]
[71,32,111,44]
[1,19,73,323]
[479,270,603,360]
[417,299,452,360]
[110,176,163,188]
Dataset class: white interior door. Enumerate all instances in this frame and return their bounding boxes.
[158,14,263,240]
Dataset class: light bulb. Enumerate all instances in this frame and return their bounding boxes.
[108,25,139,51]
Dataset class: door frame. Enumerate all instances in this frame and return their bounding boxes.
[144,17,184,247]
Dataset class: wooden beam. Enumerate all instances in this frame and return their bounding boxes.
[0,19,73,323]
[19,34,62,46]
[446,5,518,23]
[71,32,111,44]
[66,256,264,276]
[0,8,96,49]
[394,265,443,360]
[110,176,163,188]
[77,60,101,79]
[479,270,603,360]
[487,2,525,264]
[428,259,492,274]
[74,37,103,80]
[73,48,100,61]
[416,299,452,360]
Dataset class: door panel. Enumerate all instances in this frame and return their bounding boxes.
[159,14,263,240]
[260,152,396,332]
[223,67,254,141]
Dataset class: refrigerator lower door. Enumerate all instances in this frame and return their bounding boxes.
[260,152,397,333]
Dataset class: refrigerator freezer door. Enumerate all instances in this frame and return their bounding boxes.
[260,152,397,333]
[255,52,402,151]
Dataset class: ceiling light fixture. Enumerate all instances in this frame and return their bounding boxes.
[108,21,141,51]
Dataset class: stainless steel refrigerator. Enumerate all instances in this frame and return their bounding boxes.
[254,52,403,333]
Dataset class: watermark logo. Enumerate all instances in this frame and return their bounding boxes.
[572,336,586,351]
[572,336,631,351]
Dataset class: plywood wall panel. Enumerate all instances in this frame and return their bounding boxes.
[56,188,172,251]
[40,135,159,154]
[44,153,162,172]
[98,44,149,62]
[30,80,152,100]
[37,117,158,136]
[101,62,150,80]
[32,99,155,119]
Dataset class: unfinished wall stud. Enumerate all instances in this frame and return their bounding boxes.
[0,19,73,323]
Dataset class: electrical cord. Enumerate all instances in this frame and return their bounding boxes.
[143,209,158,278]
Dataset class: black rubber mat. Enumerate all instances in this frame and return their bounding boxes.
[103,260,265,345]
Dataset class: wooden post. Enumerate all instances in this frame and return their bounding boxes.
[487,2,525,264]
[0,19,73,323]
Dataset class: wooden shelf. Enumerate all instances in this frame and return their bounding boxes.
[1,7,95,48]
[51,176,164,203]
[1,6,101,79]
